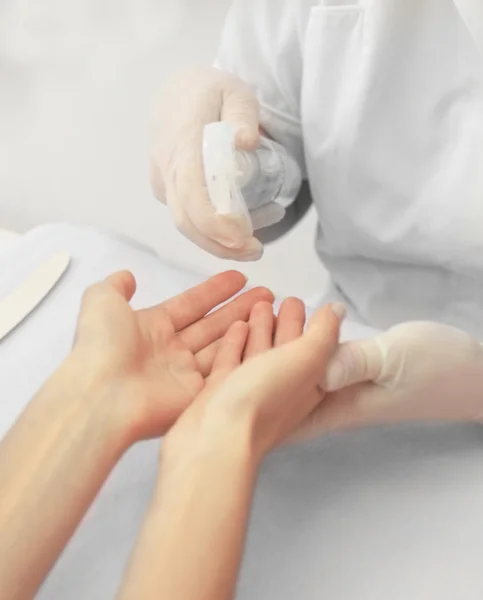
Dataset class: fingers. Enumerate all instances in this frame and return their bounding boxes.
[221,77,260,151]
[171,141,251,248]
[243,301,276,358]
[151,66,262,255]
[324,337,384,391]
[274,298,306,347]
[104,271,137,301]
[180,286,275,354]
[196,297,307,374]
[197,297,307,374]
[162,271,251,331]
[195,341,220,378]
[278,303,344,390]
[219,304,344,431]
[211,321,249,376]
[167,143,261,253]
[243,297,306,358]
[167,183,262,259]
[165,78,260,250]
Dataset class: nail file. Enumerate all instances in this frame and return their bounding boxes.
[0,252,71,342]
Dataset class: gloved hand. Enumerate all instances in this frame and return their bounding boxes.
[151,67,264,260]
[294,321,483,439]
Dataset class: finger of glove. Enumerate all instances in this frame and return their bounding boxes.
[221,79,261,151]
[170,130,254,248]
[167,186,263,260]
[325,337,386,391]
[150,155,167,204]
[249,203,286,231]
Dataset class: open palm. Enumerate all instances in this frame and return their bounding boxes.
[73,270,273,441]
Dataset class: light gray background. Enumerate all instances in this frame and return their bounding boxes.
[0,0,328,298]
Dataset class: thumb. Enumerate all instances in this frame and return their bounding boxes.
[291,303,345,384]
[221,80,260,150]
[104,271,137,302]
[245,303,344,399]
[325,337,386,391]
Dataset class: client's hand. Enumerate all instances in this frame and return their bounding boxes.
[293,321,483,439]
[163,299,344,465]
[72,270,273,441]
[119,300,344,600]
[0,269,272,600]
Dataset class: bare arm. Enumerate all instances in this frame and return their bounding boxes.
[0,356,129,599]
[118,302,343,600]
[0,269,270,599]
[118,428,256,600]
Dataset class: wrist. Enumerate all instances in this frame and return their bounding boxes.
[161,414,259,487]
[50,352,134,453]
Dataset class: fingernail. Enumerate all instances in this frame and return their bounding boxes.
[240,253,262,262]
[241,241,263,261]
[214,233,245,248]
[235,126,259,149]
[331,302,347,320]
[244,249,263,261]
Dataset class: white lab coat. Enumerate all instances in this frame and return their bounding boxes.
[217,0,483,336]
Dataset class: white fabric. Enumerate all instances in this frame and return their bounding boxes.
[2,224,483,599]
[455,0,483,52]
[217,0,483,337]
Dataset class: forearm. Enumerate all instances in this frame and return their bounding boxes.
[118,432,257,600]
[0,354,129,599]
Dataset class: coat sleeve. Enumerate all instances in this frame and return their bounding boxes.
[215,0,316,178]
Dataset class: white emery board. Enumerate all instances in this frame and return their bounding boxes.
[1,224,483,600]
[0,252,70,342]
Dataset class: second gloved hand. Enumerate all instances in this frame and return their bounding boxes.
[151,67,263,260]
[294,321,483,438]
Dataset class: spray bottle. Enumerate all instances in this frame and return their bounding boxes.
[202,122,302,231]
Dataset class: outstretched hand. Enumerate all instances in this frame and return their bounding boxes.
[72,270,273,441]
[163,299,345,465]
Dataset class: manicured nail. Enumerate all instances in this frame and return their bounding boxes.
[331,302,347,320]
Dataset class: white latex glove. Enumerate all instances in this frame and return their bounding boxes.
[294,322,483,439]
[151,67,264,261]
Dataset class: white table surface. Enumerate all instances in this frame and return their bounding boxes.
[1,224,483,600]
[0,227,19,246]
